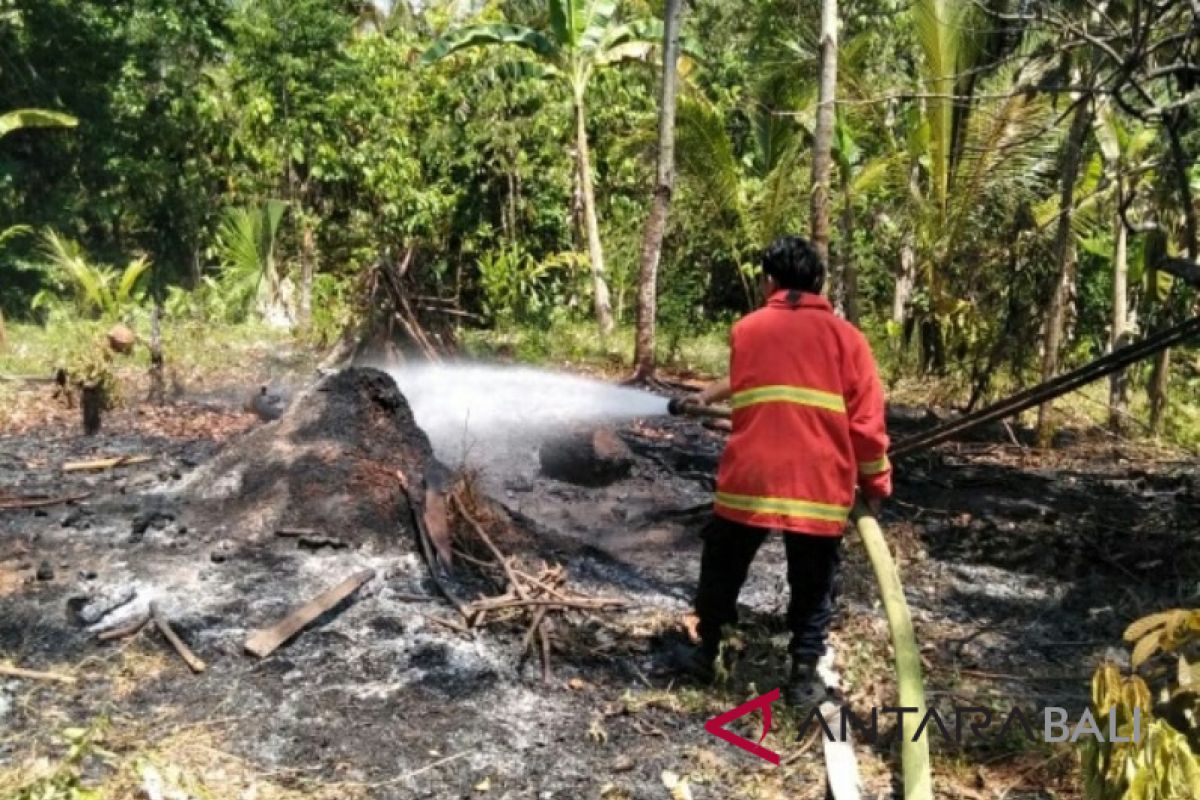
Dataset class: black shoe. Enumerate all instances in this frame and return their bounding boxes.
[785,658,832,714]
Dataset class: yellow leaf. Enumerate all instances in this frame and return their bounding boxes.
[1131,633,1161,669]
[474,777,491,793]
[1123,675,1152,715]
[1123,611,1176,643]
[1092,662,1123,709]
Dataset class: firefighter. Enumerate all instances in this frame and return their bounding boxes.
[674,235,891,711]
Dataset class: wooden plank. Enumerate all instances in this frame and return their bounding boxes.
[244,569,376,658]
[150,601,207,674]
[0,664,77,685]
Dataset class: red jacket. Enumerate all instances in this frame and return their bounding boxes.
[714,290,891,536]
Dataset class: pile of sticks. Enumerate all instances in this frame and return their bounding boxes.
[400,472,626,682]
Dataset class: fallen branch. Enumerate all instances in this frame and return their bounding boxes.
[62,455,152,472]
[0,664,77,685]
[539,618,552,683]
[0,492,91,511]
[275,527,322,538]
[518,607,548,667]
[424,614,472,635]
[96,611,150,642]
[468,596,628,614]
[244,569,376,658]
[151,601,207,674]
[451,493,528,601]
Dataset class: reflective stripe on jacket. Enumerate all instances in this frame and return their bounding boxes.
[714,290,891,536]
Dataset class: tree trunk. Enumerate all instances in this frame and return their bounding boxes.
[1108,192,1129,432]
[298,221,317,330]
[809,0,839,269]
[1148,114,1199,433]
[1149,346,1169,433]
[1036,98,1093,447]
[893,241,914,326]
[0,309,6,351]
[574,94,614,337]
[632,0,684,380]
[839,170,859,324]
[148,301,165,405]
[81,386,103,435]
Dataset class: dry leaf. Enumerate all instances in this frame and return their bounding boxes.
[1123,610,1175,643]
[474,777,491,793]
[1131,632,1160,668]
[660,770,694,800]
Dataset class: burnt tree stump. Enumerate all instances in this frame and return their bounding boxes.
[538,428,634,487]
[80,385,104,435]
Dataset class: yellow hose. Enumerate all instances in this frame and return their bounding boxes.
[854,501,933,800]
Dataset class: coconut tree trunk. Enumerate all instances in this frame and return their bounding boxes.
[1036,98,1093,447]
[810,0,839,268]
[633,0,684,380]
[574,93,615,337]
[1108,192,1129,432]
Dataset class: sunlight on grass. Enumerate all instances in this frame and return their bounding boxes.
[461,320,728,378]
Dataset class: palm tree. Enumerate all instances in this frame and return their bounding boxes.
[674,71,814,305]
[810,0,839,268]
[422,0,661,336]
[0,109,77,347]
[632,0,684,381]
[903,0,1056,371]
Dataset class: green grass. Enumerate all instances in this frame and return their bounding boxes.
[460,319,728,378]
[0,320,314,410]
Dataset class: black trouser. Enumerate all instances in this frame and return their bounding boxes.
[694,515,842,662]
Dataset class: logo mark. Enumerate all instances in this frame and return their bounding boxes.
[703,688,781,765]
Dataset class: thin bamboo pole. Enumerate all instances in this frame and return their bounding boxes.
[853,502,932,800]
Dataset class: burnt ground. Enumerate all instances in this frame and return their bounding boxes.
[1,367,1198,800]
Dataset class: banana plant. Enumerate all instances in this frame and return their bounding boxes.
[422,0,662,337]
[0,109,77,139]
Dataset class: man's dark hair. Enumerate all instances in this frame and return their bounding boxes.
[762,236,825,293]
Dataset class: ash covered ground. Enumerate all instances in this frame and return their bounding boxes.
[1,365,1198,799]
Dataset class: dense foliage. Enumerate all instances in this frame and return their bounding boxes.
[2,0,1198,428]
